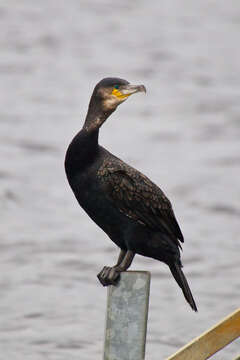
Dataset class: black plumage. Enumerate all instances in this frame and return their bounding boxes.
[65,77,197,311]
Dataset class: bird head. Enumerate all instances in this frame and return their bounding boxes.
[90,77,146,113]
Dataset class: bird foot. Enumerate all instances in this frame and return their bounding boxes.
[97,266,122,286]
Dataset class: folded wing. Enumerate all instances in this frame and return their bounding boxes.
[98,159,184,248]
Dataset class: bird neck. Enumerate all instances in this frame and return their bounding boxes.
[65,102,115,180]
[83,98,115,133]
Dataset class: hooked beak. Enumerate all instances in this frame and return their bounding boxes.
[121,84,147,97]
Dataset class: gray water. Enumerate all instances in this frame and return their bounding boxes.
[0,1,240,359]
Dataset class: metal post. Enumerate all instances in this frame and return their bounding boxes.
[103,271,151,360]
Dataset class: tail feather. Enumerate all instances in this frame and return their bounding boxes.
[169,262,197,312]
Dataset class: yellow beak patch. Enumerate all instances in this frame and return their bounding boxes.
[112,88,130,99]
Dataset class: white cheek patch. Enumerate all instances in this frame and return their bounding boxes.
[103,95,124,111]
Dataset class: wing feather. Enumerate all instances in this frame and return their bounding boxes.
[98,159,184,245]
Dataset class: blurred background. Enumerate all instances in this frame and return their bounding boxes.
[0,1,240,359]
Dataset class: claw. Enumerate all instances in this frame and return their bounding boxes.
[97,266,121,286]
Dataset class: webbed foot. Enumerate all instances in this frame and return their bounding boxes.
[97,250,135,287]
[97,266,121,286]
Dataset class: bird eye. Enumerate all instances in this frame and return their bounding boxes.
[114,85,119,89]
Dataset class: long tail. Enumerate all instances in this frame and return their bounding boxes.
[169,262,197,312]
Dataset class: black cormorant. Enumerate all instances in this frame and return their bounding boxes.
[65,77,197,311]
